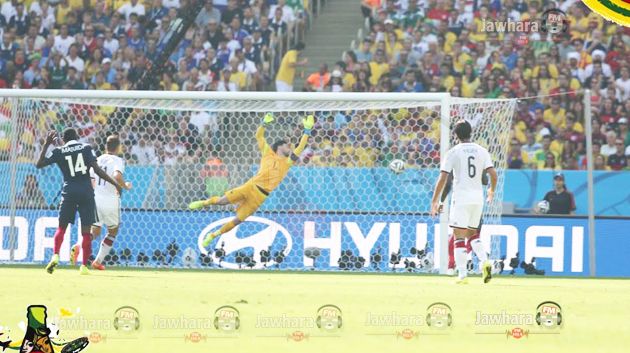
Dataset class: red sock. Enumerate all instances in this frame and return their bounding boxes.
[82,232,92,265]
[467,232,479,253]
[53,226,67,255]
[448,235,455,269]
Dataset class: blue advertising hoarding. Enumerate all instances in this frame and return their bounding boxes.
[1,210,628,277]
[2,163,629,215]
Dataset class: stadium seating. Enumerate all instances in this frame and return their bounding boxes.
[0,0,629,172]
[339,0,630,171]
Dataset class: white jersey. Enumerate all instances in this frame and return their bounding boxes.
[92,154,125,199]
[441,142,493,205]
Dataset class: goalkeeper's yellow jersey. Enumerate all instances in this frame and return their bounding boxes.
[250,125,309,192]
[249,148,292,192]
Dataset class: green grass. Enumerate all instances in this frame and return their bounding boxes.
[1,266,628,353]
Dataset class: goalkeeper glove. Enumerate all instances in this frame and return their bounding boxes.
[262,112,275,125]
[188,200,206,210]
[302,115,314,135]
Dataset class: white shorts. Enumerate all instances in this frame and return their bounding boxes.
[275,80,293,92]
[94,194,121,228]
[449,203,483,229]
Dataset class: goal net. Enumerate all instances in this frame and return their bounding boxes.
[0,91,515,273]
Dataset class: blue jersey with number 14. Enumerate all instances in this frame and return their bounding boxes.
[42,140,97,195]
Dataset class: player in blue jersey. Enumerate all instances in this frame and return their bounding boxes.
[36,128,122,275]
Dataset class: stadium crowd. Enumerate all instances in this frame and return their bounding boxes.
[295,0,630,171]
[0,0,630,173]
[0,0,311,91]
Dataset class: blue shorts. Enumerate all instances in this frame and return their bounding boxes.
[58,193,97,226]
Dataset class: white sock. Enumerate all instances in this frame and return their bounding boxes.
[454,239,468,279]
[469,237,488,263]
[95,238,113,263]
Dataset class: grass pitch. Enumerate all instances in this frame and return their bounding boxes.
[1,266,628,353]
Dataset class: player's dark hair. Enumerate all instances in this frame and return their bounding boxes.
[106,135,121,153]
[272,139,288,152]
[62,128,79,142]
[454,120,472,141]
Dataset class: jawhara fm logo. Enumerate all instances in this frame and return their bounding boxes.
[214,306,240,332]
[316,304,342,332]
[536,301,563,329]
[113,306,140,332]
[425,302,453,329]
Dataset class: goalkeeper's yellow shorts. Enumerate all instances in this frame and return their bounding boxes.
[225,182,268,221]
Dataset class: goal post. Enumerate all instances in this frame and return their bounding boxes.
[0,90,515,273]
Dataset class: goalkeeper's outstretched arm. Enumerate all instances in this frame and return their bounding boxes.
[290,115,314,162]
[256,113,274,152]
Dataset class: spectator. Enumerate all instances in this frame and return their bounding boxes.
[275,41,306,92]
[329,70,344,92]
[619,118,630,149]
[594,154,608,170]
[269,0,295,24]
[368,49,389,87]
[396,70,423,92]
[65,43,84,74]
[234,48,258,89]
[130,134,158,165]
[53,24,74,55]
[163,134,185,165]
[9,3,29,36]
[269,7,287,36]
[16,174,46,208]
[196,0,221,28]
[533,135,557,169]
[355,39,372,63]
[607,139,628,171]
[304,63,330,92]
[535,173,576,215]
[221,0,242,26]
[65,66,85,89]
[217,67,237,91]
[541,152,559,171]
[601,131,617,157]
[241,6,258,34]
[508,140,528,169]
[118,0,146,22]
[522,130,542,163]
[543,99,566,129]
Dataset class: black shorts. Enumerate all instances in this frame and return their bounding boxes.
[58,193,97,226]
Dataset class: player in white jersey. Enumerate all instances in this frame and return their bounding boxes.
[70,135,132,270]
[431,120,497,284]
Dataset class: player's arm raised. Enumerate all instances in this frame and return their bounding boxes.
[256,113,274,153]
[35,131,57,169]
[91,161,124,195]
[290,114,314,162]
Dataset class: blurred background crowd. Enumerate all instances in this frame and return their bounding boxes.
[0,0,629,172]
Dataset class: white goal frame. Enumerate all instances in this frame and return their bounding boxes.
[2,89,454,272]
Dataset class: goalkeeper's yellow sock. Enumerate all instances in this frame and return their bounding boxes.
[202,220,238,247]
[205,196,220,206]
[217,220,237,234]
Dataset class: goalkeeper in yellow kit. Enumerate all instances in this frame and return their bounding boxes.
[189,112,314,247]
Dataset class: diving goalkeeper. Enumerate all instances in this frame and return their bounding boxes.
[189,113,314,247]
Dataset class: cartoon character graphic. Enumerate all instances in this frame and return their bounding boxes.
[1,306,88,353]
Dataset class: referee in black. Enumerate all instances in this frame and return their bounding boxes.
[541,173,576,215]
